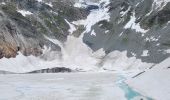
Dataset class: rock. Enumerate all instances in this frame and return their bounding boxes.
[86,5,99,11]
[27,67,72,73]
[0,43,18,58]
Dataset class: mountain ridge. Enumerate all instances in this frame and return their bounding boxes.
[0,0,170,72]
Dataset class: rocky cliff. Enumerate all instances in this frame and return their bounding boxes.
[0,0,88,58]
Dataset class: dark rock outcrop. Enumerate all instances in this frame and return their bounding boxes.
[28,67,72,73]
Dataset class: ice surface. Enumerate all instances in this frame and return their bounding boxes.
[127,57,170,100]
[0,73,127,100]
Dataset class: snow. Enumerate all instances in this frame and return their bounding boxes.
[45,2,53,7]
[145,36,159,42]
[91,30,96,36]
[141,50,149,57]
[36,0,43,2]
[156,43,160,46]
[99,0,110,6]
[17,10,33,17]
[153,0,170,10]
[119,32,124,37]
[74,2,87,8]
[164,49,170,53]
[146,0,170,15]
[102,51,153,71]
[145,0,170,16]
[0,0,154,73]
[127,57,170,100]
[0,73,126,100]
[0,2,6,5]
[0,51,62,73]
[74,0,99,8]
[0,36,153,73]
[120,7,131,17]
[105,30,109,34]
[45,36,103,72]
[124,12,148,33]
[0,0,170,99]
[65,19,76,34]
[73,1,110,33]
[44,36,153,73]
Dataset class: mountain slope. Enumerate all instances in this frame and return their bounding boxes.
[0,0,170,72]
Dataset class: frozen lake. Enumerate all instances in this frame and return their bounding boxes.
[0,72,152,100]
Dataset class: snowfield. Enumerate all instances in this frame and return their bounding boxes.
[0,73,127,100]
[127,57,170,100]
[0,72,155,100]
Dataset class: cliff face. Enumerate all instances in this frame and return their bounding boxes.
[83,0,170,63]
[0,0,88,58]
[0,0,170,72]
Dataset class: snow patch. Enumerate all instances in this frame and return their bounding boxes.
[145,36,159,42]
[124,12,148,33]
[105,30,109,34]
[65,19,76,34]
[73,1,110,33]
[36,0,43,2]
[141,50,149,57]
[153,0,170,10]
[17,10,33,17]
[164,49,170,53]
[102,51,153,71]
[45,2,53,7]
[0,2,6,5]
[91,30,96,36]
[119,32,124,37]
[120,7,131,17]
[45,36,105,72]
[74,0,99,8]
